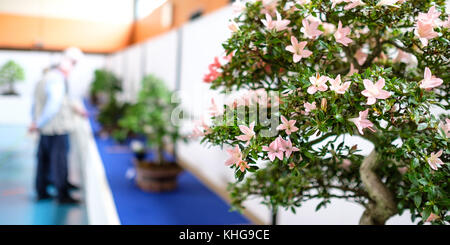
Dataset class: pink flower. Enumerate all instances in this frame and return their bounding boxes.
[418,6,441,27]
[307,73,329,94]
[237,160,250,172]
[285,36,312,63]
[232,0,246,14]
[260,0,278,16]
[228,21,239,32]
[344,0,365,10]
[340,159,352,171]
[235,121,256,146]
[262,12,290,32]
[419,67,443,90]
[349,109,376,135]
[334,21,353,46]
[303,101,317,115]
[203,57,221,83]
[262,137,285,161]
[439,118,450,137]
[209,98,223,117]
[427,150,444,171]
[393,50,412,64]
[354,48,368,66]
[322,22,336,35]
[361,78,391,105]
[426,213,440,222]
[288,162,296,169]
[302,19,323,39]
[443,16,450,28]
[329,75,351,94]
[191,119,212,138]
[415,20,438,46]
[279,137,299,158]
[276,116,299,135]
[346,63,358,76]
[225,145,243,166]
[397,166,408,175]
[377,0,403,6]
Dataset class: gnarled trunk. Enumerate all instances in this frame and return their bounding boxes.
[359,150,397,225]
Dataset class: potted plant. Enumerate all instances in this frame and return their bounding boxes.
[200,0,449,225]
[118,74,185,192]
[97,96,130,139]
[0,60,25,96]
[89,69,122,106]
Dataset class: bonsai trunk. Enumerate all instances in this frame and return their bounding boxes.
[156,145,164,165]
[359,150,398,225]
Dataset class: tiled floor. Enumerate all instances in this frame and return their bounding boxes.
[0,125,87,225]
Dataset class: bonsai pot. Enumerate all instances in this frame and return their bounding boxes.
[133,159,183,192]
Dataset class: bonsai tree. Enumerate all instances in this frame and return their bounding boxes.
[0,60,25,96]
[117,75,184,164]
[97,95,130,136]
[89,69,122,105]
[200,0,449,225]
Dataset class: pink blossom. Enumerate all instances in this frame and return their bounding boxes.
[377,0,404,6]
[262,137,285,161]
[304,101,317,115]
[340,159,352,171]
[285,36,312,63]
[397,166,408,175]
[262,12,290,32]
[225,145,243,166]
[237,160,250,172]
[354,48,368,66]
[419,67,443,90]
[346,63,358,76]
[428,150,444,171]
[426,213,440,222]
[232,0,246,14]
[307,73,329,94]
[344,0,365,10]
[279,137,300,158]
[443,16,450,28]
[203,57,221,83]
[209,98,223,117]
[260,0,278,16]
[349,109,376,135]
[418,6,441,27]
[288,162,296,169]
[361,78,391,105]
[322,22,336,35]
[276,116,299,135]
[334,21,353,46]
[329,75,351,94]
[296,0,311,4]
[235,122,256,146]
[439,118,450,137]
[415,20,438,46]
[302,19,323,39]
[228,21,239,32]
[393,50,412,64]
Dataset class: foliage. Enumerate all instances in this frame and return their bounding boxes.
[89,69,122,99]
[116,75,184,164]
[0,60,25,94]
[97,96,130,135]
[200,0,449,224]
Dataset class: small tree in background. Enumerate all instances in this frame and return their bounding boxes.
[0,60,25,96]
[200,0,449,224]
[89,69,122,105]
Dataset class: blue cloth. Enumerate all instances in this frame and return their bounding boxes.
[84,100,250,225]
[33,70,66,129]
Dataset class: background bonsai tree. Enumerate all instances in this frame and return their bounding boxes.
[89,69,122,105]
[117,75,184,164]
[0,60,25,96]
[200,0,449,225]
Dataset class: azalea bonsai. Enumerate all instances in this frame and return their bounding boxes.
[199,0,449,225]
[0,60,25,96]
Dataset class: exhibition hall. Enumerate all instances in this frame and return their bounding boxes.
[0,0,448,228]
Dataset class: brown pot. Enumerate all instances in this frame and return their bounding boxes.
[133,159,183,192]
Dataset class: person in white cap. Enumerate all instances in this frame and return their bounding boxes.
[29,47,86,204]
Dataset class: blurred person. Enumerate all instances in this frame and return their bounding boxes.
[29,47,87,204]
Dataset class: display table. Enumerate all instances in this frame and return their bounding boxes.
[84,100,249,225]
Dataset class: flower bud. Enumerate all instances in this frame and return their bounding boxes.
[321,98,327,111]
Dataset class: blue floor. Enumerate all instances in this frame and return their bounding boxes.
[85,101,250,225]
[0,125,87,225]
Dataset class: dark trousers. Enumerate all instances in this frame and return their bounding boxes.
[36,134,69,199]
